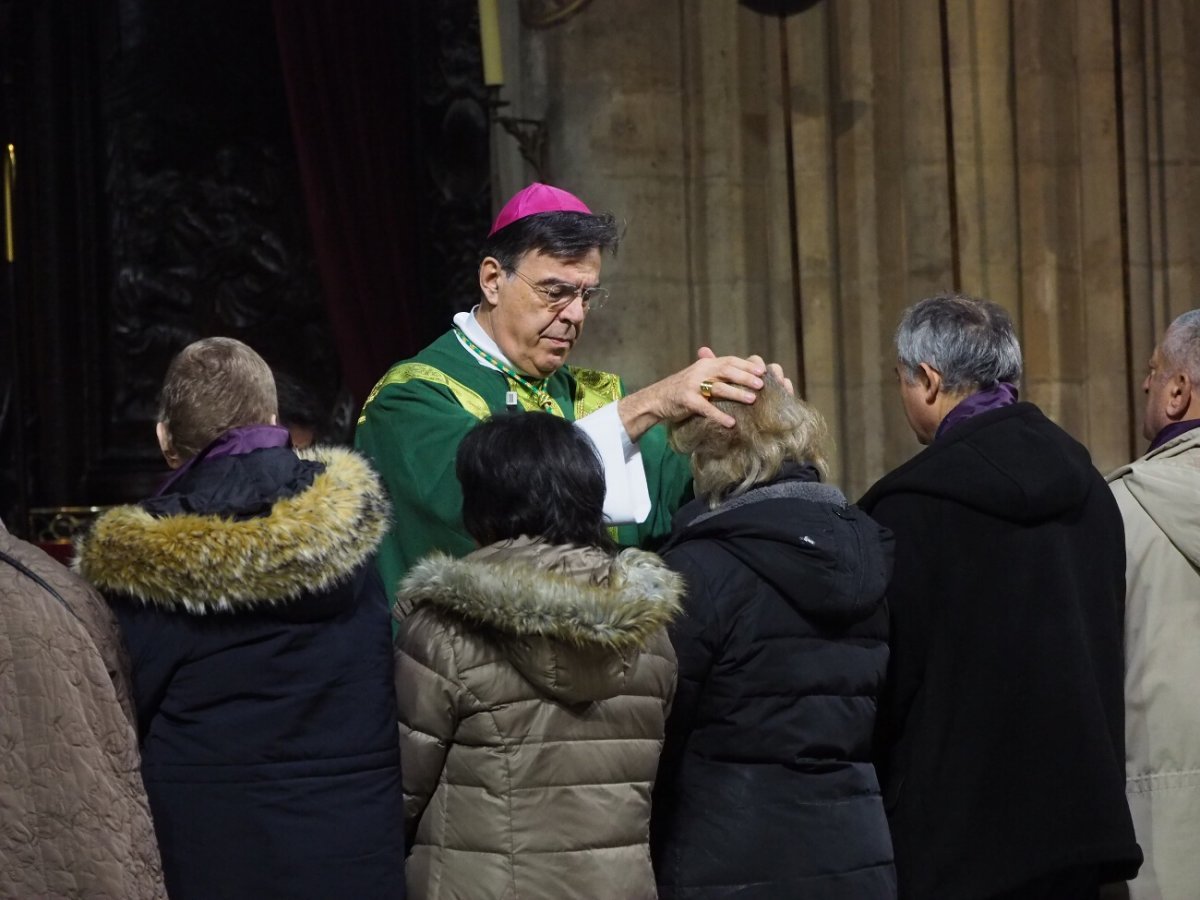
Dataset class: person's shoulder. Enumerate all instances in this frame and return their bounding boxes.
[1107,433,1200,520]
[565,364,624,398]
[2,532,102,617]
[394,599,474,678]
[859,484,931,526]
[858,450,937,511]
[662,534,754,607]
[303,444,383,490]
[358,335,490,423]
[395,599,442,640]
[560,363,626,419]
[1,530,123,660]
[366,332,464,394]
[1121,428,1200,474]
[2,531,90,599]
[988,402,1099,470]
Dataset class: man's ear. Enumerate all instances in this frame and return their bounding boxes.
[479,257,504,308]
[156,421,182,470]
[917,362,943,405]
[1166,371,1192,419]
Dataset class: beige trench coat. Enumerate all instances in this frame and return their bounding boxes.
[1107,430,1200,900]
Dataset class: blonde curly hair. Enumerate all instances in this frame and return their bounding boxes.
[669,374,830,508]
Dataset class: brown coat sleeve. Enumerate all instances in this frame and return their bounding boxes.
[1,531,166,900]
[393,605,465,845]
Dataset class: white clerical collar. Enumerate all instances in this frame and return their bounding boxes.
[452,307,509,373]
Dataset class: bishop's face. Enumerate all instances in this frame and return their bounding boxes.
[479,248,600,379]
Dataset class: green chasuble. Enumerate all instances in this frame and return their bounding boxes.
[355,329,694,600]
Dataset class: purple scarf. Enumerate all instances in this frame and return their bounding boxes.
[935,383,1020,442]
[1148,419,1200,454]
[154,424,291,497]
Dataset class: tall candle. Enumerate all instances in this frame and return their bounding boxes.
[478,0,504,86]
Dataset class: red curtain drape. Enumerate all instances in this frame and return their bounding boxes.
[272,0,424,406]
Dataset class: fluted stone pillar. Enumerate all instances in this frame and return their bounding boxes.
[494,0,1200,494]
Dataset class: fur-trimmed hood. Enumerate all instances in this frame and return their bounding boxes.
[397,538,682,703]
[75,446,390,613]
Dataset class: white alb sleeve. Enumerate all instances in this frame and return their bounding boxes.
[574,402,652,525]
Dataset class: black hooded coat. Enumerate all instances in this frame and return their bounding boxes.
[858,402,1142,900]
[76,446,406,900]
[651,470,897,899]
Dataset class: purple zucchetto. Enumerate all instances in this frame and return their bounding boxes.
[488,183,592,236]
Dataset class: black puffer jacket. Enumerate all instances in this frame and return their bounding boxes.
[76,445,405,900]
[651,469,897,899]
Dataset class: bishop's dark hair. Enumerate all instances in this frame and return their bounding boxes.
[479,211,620,271]
[456,412,613,550]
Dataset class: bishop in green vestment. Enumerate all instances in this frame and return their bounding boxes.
[356,183,773,599]
[356,327,693,599]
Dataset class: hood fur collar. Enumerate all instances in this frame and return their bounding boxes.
[397,542,682,650]
[75,447,389,612]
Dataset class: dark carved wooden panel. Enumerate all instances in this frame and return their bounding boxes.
[415,0,492,320]
[0,0,86,527]
[1,0,489,533]
[97,0,341,488]
[2,0,346,518]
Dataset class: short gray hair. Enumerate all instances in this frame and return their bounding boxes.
[668,374,830,508]
[1161,309,1200,382]
[896,292,1023,392]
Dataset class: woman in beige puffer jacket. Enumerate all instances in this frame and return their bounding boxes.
[394,413,681,900]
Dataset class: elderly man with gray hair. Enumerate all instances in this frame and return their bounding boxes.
[1105,309,1200,900]
[859,293,1142,900]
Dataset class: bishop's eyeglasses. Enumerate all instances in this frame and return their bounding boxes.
[510,268,609,312]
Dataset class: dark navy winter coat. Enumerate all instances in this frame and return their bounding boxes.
[78,444,405,900]
[651,468,897,899]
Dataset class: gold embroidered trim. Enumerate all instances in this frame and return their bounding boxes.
[358,362,492,423]
[570,366,623,419]
[358,362,623,427]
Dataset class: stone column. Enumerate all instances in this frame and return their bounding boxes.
[498,0,1200,488]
